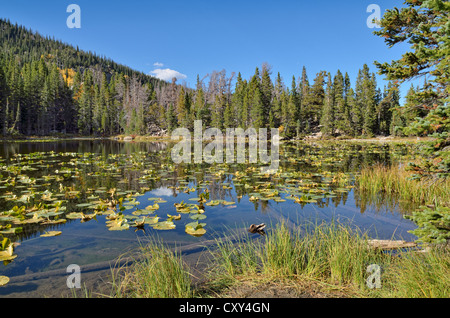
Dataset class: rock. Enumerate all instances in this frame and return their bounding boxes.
[305,132,323,140]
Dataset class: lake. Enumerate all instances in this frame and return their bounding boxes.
[0,139,419,297]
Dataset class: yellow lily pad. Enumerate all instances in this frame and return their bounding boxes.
[0,252,17,262]
[185,223,206,237]
[0,276,9,287]
[40,231,62,237]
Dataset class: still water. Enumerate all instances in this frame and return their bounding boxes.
[0,139,418,297]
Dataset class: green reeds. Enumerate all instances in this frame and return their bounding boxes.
[208,221,388,293]
[357,163,450,207]
[208,221,449,297]
[101,221,449,298]
[109,240,193,298]
[380,246,450,298]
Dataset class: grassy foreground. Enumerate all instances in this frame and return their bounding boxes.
[103,221,449,298]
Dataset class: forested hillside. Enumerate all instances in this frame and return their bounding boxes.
[0,18,427,138]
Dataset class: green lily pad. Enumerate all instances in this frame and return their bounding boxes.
[153,220,176,230]
[189,213,207,220]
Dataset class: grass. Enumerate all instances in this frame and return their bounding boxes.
[207,221,450,298]
[380,245,450,298]
[208,221,388,295]
[357,163,450,208]
[97,221,449,298]
[108,239,193,298]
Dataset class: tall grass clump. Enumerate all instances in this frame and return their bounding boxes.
[293,222,387,289]
[208,230,262,288]
[357,163,450,207]
[209,221,389,293]
[380,246,450,298]
[110,240,193,298]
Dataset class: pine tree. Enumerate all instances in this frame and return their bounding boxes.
[232,73,247,129]
[247,68,263,129]
[333,70,346,135]
[271,72,284,128]
[346,88,357,136]
[211,93,226,129]
[341,72,353,136]
[377,82,399,136]
[176,86,189,128]
[374,0,449,178]
[223,102,234,129]
[260,64,273,127]
[320,72,335,136]
[299,66,310,133]
[352,69,365,135]
[194,85,207,123]
[286,76,300,137]
[166,103,178,133]
[250,86,264,129]
[306,71,326,129]
[0,60,8,135]
[362,66,378,137]
[77,69,94,135]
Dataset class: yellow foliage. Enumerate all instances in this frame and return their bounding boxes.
[59,68,77,87]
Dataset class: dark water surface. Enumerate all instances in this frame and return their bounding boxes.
[0,139,418,297]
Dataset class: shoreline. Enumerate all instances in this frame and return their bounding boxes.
[0,135,435,143]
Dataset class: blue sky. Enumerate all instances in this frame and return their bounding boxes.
[0,0,419,99]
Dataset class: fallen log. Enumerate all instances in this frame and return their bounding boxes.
[368,240,417,250]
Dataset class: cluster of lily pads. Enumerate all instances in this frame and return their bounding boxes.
[0,141,422,287]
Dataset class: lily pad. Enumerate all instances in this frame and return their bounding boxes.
[144,216,160,225]
[108,223,130,231]
[190,213,206,220]
[221,201,236,206]
[0,276,9,287]
[66,212,84,219]
[76,203,95,209]
[152,220,176,230]
[40,231,62,238]
[205,200,221,206]
[185,222,207,237]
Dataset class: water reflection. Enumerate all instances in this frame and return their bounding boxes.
[0,140,419,297]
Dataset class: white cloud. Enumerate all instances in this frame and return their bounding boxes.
[150,68,187,82]
[153,62,164,67]
[149,187,173,197]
